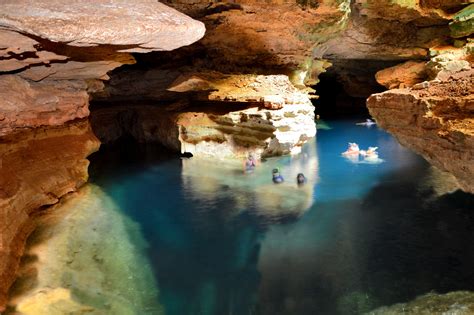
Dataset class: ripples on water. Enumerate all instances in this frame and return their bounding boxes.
[89,119,474,315]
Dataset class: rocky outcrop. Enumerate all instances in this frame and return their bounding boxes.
[322,0,454,97]
[92,73,316,158]
[0,76,90,136]
[0,0,205,53]
[375,61,428,89]
[0,121,100,309]
[368,69,474,193]
[0,0,206,311]
[163,0,351,83]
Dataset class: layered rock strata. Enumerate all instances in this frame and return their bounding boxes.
[0,121,100,310]
[163,0,351,83]
[0,0,205,311]
[368,7,474,194]
[323,0,456,97]
[92,73,316,158]
[368,69,474,193]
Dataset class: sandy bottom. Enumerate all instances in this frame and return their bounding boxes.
[7,185,163,315]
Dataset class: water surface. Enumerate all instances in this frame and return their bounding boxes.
[90,119,474,315]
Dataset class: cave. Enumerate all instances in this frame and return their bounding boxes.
[0,1,473,314]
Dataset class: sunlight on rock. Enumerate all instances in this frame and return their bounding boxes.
[9,185,163,315]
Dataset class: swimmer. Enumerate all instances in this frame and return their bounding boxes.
[356,118,376,127]
[243,154,257,173]
[360,146,378,158]
[272,168,284,184]
[296,173,306,186]
[342,142,360,156]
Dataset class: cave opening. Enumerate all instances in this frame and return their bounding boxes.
[313,59,402,119]
[313,72,370,119]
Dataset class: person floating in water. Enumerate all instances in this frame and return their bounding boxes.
[360,146,379,160]
[296,173,306,186]
[243,154,257,174]
[356,118,376,127]
[272,168,284,184]
[342,142,360,156]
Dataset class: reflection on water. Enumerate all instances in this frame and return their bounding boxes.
[181,139,318,220]
[88,119,474,315]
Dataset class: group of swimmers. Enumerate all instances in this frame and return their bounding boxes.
[244,154,306,185]
[342,142,382,164]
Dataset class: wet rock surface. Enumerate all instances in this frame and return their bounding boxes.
[7,185,164,315]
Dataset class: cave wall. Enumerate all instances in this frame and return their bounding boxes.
[0,0,473,311]
[0,0,205,309]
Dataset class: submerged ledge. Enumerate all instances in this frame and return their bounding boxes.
[7,185,163,315]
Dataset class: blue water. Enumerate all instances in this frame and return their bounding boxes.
[90,119,474,315]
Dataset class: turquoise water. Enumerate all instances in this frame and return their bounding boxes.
[90,119,474,315]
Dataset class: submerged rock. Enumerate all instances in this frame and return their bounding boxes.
[367,291,474,315]
[0,1,205,310]
[9,185,164,315]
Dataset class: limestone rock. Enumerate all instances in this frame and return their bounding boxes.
[93,74,316,158]
[0,76,90,136]
[426,43,473,80]
[0,0,205,52]
[0,30,68,73]
[375,61,428,89]
[354,0,449,25]
[367,69,474,194]
[163,0,351,80]
[10,185,164,314]
[0,120,100,309]
[175,100,316,158]
[0,1,205,312]
[322,1,451,97]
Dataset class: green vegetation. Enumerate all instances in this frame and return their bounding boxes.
[450,4,474,38]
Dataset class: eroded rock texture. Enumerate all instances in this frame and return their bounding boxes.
[0,0,473,311]
[323,0,456,98]
[368,69,474,193]
[0,0,205,310]
[0,0,205,52]
[92,74,316,158]
[0,121,100,310]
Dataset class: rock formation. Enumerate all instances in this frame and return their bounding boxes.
[368,68,474,194]
[0,0,473,312]
[7,185,164,314]
[93,73,316,158]
[0,0,205,310]
[367,6,474,194]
